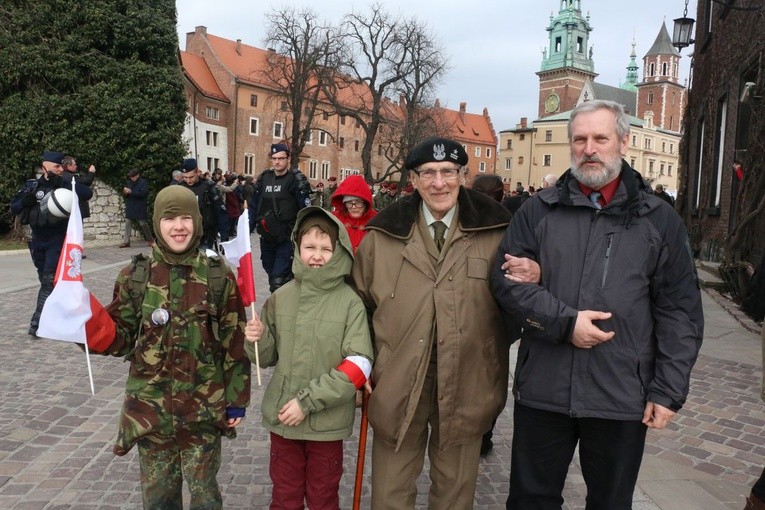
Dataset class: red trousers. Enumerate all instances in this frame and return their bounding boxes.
[269,432,343,510]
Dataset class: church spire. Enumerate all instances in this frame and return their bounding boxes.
[622,36,639,92]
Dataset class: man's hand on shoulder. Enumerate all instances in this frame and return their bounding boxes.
[571,310,614,349]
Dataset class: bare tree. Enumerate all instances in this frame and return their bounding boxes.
[322,3,448,182]
[261,7,340,164]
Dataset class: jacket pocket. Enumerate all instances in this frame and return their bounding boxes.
[309,402,354,433]
[262,372,287,425]
[466,257,488,280]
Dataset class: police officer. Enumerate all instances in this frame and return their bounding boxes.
[179,158,228,250]
[249,143,311,292]
[10,151,93,337]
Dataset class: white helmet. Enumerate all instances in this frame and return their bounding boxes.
[40,188,74,218]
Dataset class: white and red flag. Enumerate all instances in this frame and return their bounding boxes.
[37,179,91,343]
[37,177,98,394]
[220,208,256,306]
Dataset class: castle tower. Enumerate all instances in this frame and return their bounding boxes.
[636,23,686,132]
[537,0,598,118]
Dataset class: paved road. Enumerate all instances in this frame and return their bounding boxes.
[0,240,762,509]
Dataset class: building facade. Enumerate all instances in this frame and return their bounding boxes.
[181,27,497,186]
[679,0,765,264]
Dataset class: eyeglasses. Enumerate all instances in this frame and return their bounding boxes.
[345,200,365,209]
[413,167,460,182]
[270,156,288,161]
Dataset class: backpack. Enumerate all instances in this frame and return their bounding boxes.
[9,179,38,225]
[126,253,229,320]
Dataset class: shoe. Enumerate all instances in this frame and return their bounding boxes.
[28,326,38,338]
[119,243,130,248]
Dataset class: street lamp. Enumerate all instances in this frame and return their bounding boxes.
[672,0,695,51]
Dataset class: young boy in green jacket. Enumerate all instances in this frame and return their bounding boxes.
[245,206,373,509]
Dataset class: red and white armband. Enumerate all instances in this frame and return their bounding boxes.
[336,355,372,390]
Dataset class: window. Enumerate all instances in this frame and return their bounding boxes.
[340,115,346,125]
[505,158,512,170]
[273,122,283,138]
[475,147,481,157]
[306,129,313,144]
[243,153,255,175]
[543,155,552,167]
[506,139,513,150]
[632,135,637,146]
[280,101,288,111]
[486,147,492,158]
[308,160,318,180]
[669,115,674,131]
[322,111,329,121]
[545,130,552,142]
[206,157,219,171]
[339,137,345,149]
[648,160,655,176]
[518,156,524,165]
[648,92,654,104]
[662,141,666,153]
[694,120,705,209]
[250,94,258,107]
[205,107,219,120]
[668,164,673,177]
[660,163,665,176]
[555,37,561,52]
[354,140,360,152]
[577,37,583,53]
[319,131,328,146]
[649,63,655,77]
[519,134,525,141]
[249,118,259,135]
[644,138,652,150]
[630,158,637,168]
[321,161,330,180]
[662,62,668,76]
[206,131,218,147]
[712,98,727,207]
[479,162,486,172]
[670,143,674,154]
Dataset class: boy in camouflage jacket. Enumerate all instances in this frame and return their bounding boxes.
[87,186,251,509]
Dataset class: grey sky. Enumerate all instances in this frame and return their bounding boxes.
[176,0,697,132]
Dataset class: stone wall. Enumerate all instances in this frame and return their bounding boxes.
[83,180,125,241]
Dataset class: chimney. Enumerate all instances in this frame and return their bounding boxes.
[434,98,441,108]
[459,101,466,122]
[399,93,406,107]
[236,39,242,55]
[520,117,528,129]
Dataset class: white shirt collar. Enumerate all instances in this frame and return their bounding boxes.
[421,202,457,237]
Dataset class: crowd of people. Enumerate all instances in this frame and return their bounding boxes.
[18,99,755,510]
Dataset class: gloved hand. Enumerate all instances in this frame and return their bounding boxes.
[21,192,38,206]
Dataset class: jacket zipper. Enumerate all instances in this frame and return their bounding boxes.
[601,234,613,288]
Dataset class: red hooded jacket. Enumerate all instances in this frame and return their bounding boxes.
[331,175,377,253]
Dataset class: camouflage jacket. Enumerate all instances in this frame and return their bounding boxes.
[104,247,251,455]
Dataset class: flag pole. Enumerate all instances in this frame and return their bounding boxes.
[249,302,262,386]
[83,340,96,395]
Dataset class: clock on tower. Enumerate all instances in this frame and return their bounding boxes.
[545,93,560,113]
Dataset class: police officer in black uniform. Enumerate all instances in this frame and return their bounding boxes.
[10,151,93,337]
[179,158,228,250]
[249,143,311,292]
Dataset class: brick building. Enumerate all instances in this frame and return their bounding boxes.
[679,0,765,264]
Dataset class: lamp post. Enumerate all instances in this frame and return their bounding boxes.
[672,0,695,51]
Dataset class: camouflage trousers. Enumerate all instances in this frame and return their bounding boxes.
[137,427,222,509]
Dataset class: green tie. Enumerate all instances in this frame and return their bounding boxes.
[433,221,447,252]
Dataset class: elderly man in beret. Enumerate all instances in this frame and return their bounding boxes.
[352,137,539,508]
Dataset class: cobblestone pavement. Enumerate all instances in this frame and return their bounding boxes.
[0,240,762,509]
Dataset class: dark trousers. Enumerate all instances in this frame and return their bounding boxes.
[753,466,765,501]
[29,237,63,330]
[269,432,343,510]
[507,403,647,510]
[260,238,293,279]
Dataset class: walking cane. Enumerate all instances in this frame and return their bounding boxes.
[352,390,370,510]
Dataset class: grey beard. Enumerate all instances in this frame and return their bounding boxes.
[570,155,622,189]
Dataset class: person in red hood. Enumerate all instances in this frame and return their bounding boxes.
[331,175,377,253]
